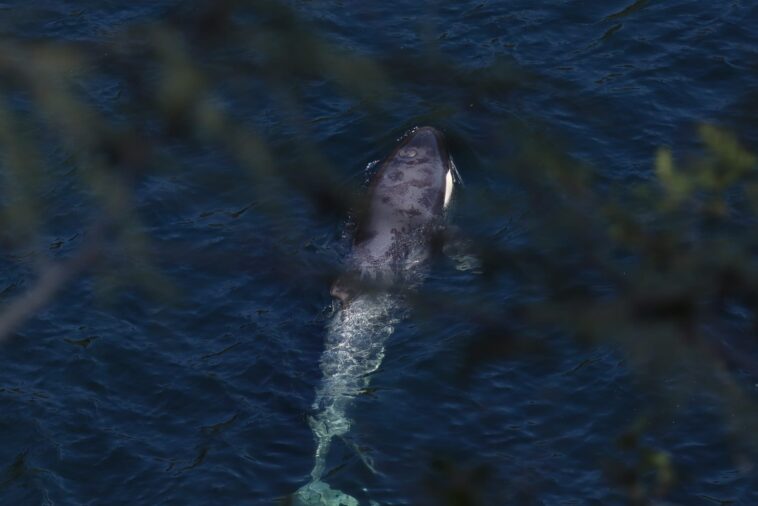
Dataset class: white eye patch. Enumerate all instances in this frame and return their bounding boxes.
[444,168,453,208]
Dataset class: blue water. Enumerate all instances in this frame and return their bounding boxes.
[1,1,757,504]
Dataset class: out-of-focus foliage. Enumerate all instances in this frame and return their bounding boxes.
[0,1,756,504]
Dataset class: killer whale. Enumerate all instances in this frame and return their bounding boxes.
[294,126,458,506]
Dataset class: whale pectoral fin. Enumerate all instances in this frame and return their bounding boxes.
[339,435,383,476]
[441,225,482,273]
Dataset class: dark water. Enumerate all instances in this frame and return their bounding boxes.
[1,1,757,504]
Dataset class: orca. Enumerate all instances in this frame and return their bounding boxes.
[294,127,459,506]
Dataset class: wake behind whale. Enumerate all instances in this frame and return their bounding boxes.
[296,293,402,506]
[294,127,458,505]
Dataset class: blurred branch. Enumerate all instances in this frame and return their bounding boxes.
[0,224,103,342]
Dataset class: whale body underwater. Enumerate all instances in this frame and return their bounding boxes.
[294,126,458,506]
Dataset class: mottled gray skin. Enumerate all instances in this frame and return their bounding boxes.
[331,126,453,303]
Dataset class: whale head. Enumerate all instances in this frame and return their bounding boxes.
[357,126,455,241]
[332,126,457,306]
[377,126,454,214]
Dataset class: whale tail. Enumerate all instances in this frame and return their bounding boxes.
[292,480,359,506]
